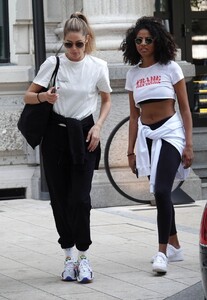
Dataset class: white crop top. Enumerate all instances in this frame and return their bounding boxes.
[33,54,112,120]
[125,61,184,106]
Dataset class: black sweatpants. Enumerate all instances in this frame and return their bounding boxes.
[41,118,99,251]
[146,118,181,244]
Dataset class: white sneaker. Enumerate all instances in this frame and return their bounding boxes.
[152,252,168,274]
[167,244,184,262]
[76,255,93,283]
[61,257,77,281]
[151,244,184,263]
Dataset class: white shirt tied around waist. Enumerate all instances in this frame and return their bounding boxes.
[136,112,190,193]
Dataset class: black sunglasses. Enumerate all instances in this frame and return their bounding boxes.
[64,41,85,49]
[135,37,154,45]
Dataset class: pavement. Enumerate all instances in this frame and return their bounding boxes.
[0,198,206,300]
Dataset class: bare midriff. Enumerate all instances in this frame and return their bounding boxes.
[139,99,175,124]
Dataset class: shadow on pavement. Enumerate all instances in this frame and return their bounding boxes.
[165,281,204,300]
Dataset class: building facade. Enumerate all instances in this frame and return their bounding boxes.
[0,0,205,204]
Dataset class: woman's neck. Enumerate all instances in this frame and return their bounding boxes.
[140,58,156,68]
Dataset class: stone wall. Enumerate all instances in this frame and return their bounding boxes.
[0,0,203,204]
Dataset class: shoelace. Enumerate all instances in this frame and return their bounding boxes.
[65,260,75,272]
[79,259,90,273]
[156,254,167,263]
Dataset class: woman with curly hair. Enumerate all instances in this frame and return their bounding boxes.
[121,16,193,274]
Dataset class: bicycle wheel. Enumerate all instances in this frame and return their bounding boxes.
[104,117,184,205]
[104,116,152,204]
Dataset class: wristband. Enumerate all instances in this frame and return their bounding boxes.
[37,93,42,103]
[127,153,135,157]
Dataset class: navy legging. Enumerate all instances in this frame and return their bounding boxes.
[145,118,181,244]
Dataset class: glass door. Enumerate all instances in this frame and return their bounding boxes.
[190,1,207,124]
[154,0,207,126]
[191,1,207,73]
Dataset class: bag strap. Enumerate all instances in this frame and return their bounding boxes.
[50,56,60,87]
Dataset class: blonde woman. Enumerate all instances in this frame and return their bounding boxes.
[24,12,112,283]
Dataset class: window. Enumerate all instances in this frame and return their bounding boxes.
[191,0,207,11]
[154,0,172,32]
[154,0,169,12]
[0,0,9,63]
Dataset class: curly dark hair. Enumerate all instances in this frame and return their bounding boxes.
[121,16,177,65]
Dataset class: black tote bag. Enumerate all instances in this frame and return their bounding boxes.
[17,56,60,149]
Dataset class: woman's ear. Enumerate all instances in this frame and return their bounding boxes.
[85,34,90,43]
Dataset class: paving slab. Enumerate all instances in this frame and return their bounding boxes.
[0,199,206,300]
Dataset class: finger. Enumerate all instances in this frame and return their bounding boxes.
[183,159,192,168]
[86,132,91,143]
[88,140,99,152]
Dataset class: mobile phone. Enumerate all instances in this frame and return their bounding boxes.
[135,168,139,178]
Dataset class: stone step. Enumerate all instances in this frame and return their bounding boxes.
[201,182,207,200]
[0,165,203,207]
[193,127,207,148]
[91,167,202,208]
[192,163,207,178]
[0,165,36,199]
[191,127,207,179]
[192,149,207,164]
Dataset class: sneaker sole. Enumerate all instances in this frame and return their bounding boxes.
[169,257,184,262]
[77,277,93,284]
[152,267,167,274]
[151,257,184,263]
[61,275,77,281]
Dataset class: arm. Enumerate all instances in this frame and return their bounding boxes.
[87,91,111,152]
[127,91,140,173]
[174,79,194,168]
[24,83,58,105]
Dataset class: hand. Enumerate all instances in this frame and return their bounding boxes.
[45,87,59,104]
[86,124,101,152]
[128,154,137,174]
[181,145,194,169]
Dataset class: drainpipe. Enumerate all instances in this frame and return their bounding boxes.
[32,0,49,200]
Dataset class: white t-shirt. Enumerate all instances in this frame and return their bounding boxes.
[125,61,184,106]
[33,54,112,120]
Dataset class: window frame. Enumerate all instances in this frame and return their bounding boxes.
[0,0,10,63]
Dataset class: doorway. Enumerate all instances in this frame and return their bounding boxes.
[173,0,207,126]
[155,0,207,126]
